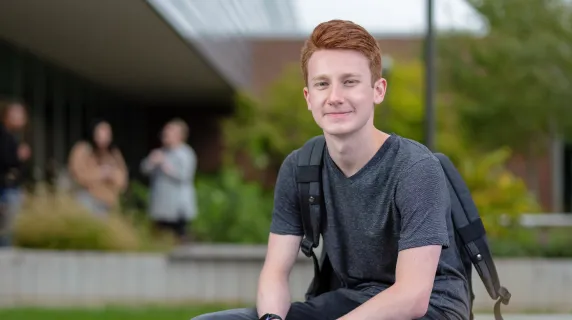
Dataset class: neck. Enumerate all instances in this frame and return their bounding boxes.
[165,141,182,149]
[325,126,389,177]
[95,147,110,154]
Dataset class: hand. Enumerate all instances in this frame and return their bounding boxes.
[100,164,114,179]
[149,149,164,165]
[18,143,31,161]
[161,161,173,174]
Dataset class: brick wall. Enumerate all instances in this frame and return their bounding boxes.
[506,146,554,211]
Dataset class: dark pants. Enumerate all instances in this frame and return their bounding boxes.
[0,188,22,247]
[154,214,189,242]
[190,288,450,320]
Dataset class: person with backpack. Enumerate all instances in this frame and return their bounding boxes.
[192,19,510,320]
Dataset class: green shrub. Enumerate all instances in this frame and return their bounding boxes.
[13,187,172,252]
[222,64,322,172]
[455,148,542,238]
[119,180,151,224]
[192,167,274,244]
[489,227,572,258]
[120,180,149,212]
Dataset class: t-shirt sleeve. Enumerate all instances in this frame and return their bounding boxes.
[269,150,304,236]
[395,156,451,251]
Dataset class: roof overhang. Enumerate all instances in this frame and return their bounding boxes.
[0,0,235,105]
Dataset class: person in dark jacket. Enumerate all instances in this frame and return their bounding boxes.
[0,98,30,247]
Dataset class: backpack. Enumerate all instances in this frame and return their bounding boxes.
[294,135,512,320]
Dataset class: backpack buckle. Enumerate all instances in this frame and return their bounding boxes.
[498,286,511,304]
[300,237,314,257]
[493,286,511,320]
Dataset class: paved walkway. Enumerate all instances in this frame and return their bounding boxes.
[475,315,572,320]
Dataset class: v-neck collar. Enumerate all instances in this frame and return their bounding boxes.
[325,134,397,183]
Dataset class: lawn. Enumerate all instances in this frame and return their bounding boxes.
[0,304,246,320]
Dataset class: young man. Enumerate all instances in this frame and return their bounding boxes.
[192,20,470,320]
[0,99,30,247]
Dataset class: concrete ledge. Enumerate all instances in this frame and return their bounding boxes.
[168,244,315,263]
[1,246,571,313]
[519,213,572,227]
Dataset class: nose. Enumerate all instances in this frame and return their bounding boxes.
[327,83,344,106]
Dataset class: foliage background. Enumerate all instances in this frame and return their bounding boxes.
[15,57,570,257]
[15,0,572,256]
[437,0,572,196]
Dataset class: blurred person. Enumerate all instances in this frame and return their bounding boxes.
[141,118,197,244]
[192,19,469,320]
[68,119,128,216]
[0,98,30,247]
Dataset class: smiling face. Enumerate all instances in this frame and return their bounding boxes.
[303,49,387,137]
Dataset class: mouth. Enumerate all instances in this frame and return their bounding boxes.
[325,111,352,118]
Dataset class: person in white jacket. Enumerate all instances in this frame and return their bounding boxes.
[141,118,197,243]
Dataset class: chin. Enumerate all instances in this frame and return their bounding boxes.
[321,124,360,137]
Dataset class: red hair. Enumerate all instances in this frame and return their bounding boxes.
[300,19,383,86]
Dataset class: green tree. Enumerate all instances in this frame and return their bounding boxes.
[380,60,541,236]
[438,0,572,194]
[222,64,321,176]
[379,60,472,166]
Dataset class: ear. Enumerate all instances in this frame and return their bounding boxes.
[373,77,387,105]
[303,87,311,110]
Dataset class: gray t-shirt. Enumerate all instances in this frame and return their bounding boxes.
[270,134,471,319]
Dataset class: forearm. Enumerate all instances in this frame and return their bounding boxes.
[112,169,128,191]
[338,284,425,320]
[161,162,190,182]
[256,271,291,319]
[71,165,101,187]
[140,158,155,174]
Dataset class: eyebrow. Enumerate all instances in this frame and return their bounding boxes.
[311,73,362,82]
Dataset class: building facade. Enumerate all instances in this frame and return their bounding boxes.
[0,0,298,184]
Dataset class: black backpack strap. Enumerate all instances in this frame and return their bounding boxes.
[434,153,511,320]
[295,135,326,298]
